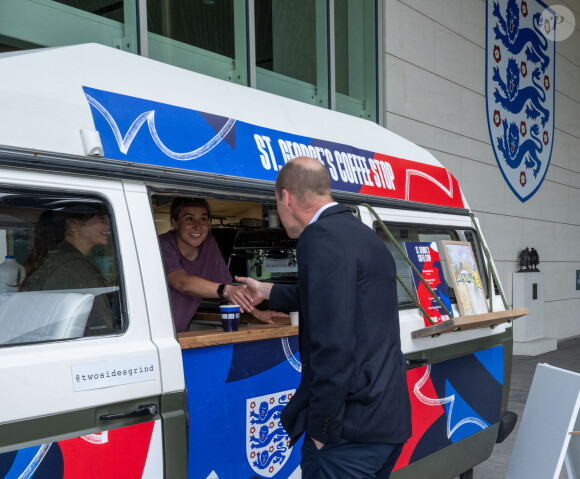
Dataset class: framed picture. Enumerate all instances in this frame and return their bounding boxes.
[441,241,489,317]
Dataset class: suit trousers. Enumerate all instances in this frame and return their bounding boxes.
[300,435,404,479]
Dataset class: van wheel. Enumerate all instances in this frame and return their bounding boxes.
[459,469,473,479]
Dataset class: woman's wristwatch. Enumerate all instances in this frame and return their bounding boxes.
[217,283,227,299]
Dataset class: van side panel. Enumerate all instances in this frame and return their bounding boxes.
[395,346,503,470]
[0,419,162,477]
[181,338,302,478]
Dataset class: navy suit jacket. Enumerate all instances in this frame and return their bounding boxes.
[270,204,412,446]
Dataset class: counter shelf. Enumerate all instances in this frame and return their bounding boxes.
[178,308,529,346]
[411,307,528,339]
[178,312,297,349]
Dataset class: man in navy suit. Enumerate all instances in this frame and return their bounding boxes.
[238,156,411,478]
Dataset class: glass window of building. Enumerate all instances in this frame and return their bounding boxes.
[255,0,326,106]
[0,0,134,52]
[0,0,378,121]
[334,0,377,120]
[146,0,248,83]
[53,0,124,21]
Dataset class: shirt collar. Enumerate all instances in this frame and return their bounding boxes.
[309,202,338,224]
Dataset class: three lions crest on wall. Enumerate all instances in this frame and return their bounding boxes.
[486,0,556,202]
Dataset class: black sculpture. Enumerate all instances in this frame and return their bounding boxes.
[518,247,530,272]
[518,247,540,272]
[529,247,540,271]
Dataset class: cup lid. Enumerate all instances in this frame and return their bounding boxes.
[219,304,240,312]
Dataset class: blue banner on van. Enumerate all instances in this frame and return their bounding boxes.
[83,87,465,209]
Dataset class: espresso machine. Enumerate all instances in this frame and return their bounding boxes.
[228,227,298,283]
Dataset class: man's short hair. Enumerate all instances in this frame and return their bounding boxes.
[275,157,331,206]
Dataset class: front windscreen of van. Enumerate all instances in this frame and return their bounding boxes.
[0,191,124,346]
[374,222,490,310]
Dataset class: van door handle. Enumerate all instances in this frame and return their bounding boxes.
[99,403,157,421]
[406,358,429,369]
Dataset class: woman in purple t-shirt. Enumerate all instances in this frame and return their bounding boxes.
[159,198,285,332]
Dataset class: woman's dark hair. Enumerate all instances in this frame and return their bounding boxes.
[170,197,212,222]
[19,209,100,290]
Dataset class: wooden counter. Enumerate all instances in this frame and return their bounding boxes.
[411,308,528,339]
[178,312,298,349]
[192,311,290,325]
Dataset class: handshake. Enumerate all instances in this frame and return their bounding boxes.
[223,277,282,324]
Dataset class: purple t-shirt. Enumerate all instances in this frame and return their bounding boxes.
[159,231,232,332]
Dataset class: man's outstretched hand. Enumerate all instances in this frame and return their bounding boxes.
[235,276,274,306]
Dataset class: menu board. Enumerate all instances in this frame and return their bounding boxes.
[404,242,453,327]
[441,241,489,317]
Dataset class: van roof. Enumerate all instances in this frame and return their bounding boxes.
[0,44,467,210]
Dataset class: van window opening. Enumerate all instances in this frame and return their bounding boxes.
[152,193,297,332]
[374,222,492,310]
[152,194,486,323]
[0,190,125,346]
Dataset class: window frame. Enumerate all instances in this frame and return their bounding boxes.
[0,0,135,51]
[0,186,128,347]
[0,0,380,121]
[373,220,492,312]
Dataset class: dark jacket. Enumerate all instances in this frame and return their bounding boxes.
[26,241,113,336]
[270,204,412,446]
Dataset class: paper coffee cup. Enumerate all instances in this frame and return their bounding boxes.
[290,311,299,326]
[219,304,240,332]
[268,209,280,228]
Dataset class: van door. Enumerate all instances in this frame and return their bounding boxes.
[0,169,184,478]
[357,206,513,479]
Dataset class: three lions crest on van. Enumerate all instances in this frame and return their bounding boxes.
[486,0,555,202]
[246,390,293,477]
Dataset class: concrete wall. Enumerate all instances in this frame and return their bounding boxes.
[383,0,580,340]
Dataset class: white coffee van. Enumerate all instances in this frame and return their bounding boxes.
[0,44,521,479]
